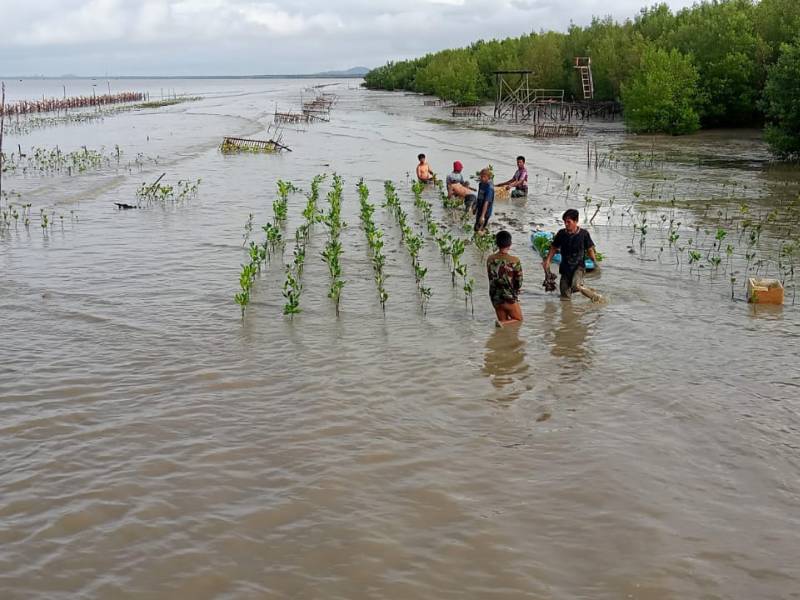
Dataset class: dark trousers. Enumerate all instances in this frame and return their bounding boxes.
[559,268,585,298]
[474,200,492,230]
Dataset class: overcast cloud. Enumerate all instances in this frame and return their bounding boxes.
[0,0,697,76]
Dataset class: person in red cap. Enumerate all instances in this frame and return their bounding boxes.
[446,160,477,212]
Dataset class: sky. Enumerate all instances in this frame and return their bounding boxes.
[0,0,698,77]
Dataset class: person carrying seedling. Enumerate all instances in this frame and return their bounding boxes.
[416,153,435,184]
[475,168,495,233]
[487,230,523,327]
[446,160,477,212]
[543,208,600,300]
[497,155,528,198]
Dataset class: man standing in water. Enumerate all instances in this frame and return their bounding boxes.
[498,156,528,198]
[487,230,523,326]
[543,209,598,299]
[416,153,435,184]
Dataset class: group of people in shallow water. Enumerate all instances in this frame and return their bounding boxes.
[415,153,529,233]
[415,153,598,328]
[486,210,598,327]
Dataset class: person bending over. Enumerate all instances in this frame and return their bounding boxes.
[446,160,477,211]
[487,230,523,327]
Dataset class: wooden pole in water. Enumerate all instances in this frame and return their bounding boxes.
[0,82,5,201]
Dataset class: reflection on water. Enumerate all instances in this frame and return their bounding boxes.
[748,303,785,320]
[482,324,528,401]
[545,301,593,367]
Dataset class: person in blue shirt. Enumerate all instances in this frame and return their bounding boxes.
[475,168,495,232]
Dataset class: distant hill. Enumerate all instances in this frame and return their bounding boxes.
[313,67,369,77]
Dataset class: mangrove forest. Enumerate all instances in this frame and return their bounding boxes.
[363,0,800,157]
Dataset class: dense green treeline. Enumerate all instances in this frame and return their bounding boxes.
[364,0,800,157]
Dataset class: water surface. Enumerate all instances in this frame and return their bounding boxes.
[1,79,799,599]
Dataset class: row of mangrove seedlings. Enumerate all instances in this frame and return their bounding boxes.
[234,179,296,317]
[136,176,201,205]
[1,145,158,177]
[0,199,79,238]
[357,179,390,311]
[321,175,345,315]
[282,179,312,317]
[230,174,502,321]
[384,180,432,314]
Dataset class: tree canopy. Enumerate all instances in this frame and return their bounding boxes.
[762,40,800,159]
[621,47,700,135]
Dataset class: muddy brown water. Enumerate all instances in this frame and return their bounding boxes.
[1,79,799,599]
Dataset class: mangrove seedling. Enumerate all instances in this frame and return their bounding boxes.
[282,268,302,317]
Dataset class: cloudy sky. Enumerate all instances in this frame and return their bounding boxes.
[0,0,697,76]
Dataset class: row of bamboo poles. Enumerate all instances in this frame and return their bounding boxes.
[0,92,146,118]
[531,123,583,138]
[274,92,337,125]
[451,106,488,118]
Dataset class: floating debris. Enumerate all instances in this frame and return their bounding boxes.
[220,136,291,154]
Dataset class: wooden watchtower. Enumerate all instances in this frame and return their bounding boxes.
[574,57,594,100]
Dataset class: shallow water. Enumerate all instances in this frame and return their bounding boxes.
[1,79,799,599]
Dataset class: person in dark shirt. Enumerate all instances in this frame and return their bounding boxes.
[543,208,598,299]
[487,230,523,326]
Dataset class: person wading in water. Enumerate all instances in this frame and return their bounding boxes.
[542,208,599,299]
[487,230,523,326]
[415,153,435,184]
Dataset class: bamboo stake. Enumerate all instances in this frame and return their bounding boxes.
[1,82,5,201]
